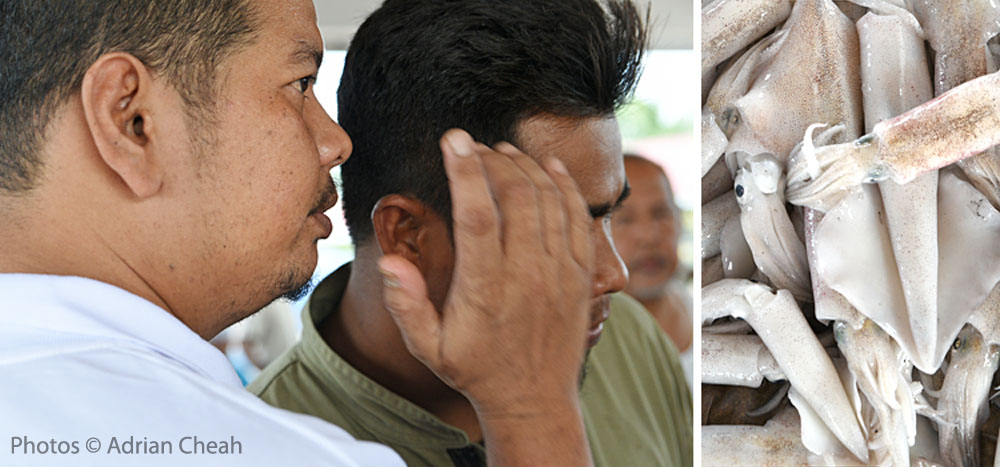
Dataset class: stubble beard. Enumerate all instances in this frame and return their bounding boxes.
[578,348,593,391]
[276,177,338,302]
[279,274,314,302]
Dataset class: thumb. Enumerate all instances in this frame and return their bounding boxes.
[378,254,441,366]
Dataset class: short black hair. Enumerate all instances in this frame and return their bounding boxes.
[0,0,259,192]
[338,0,647,245]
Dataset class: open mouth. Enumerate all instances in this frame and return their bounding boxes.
[587,299,612,348]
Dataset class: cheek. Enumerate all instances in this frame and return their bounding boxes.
[236,111,319,194]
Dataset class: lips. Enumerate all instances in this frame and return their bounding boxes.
[587,298,612,348]
[308,179,339,239]
[587,322,606,348]
[310,211,334,238]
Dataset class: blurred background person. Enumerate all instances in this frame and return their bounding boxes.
[211,301,299,385]
[612,154,692,386]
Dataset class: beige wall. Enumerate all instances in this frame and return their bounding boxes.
[314,0,693,50]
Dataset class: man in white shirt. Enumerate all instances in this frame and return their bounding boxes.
[0,0,598,465]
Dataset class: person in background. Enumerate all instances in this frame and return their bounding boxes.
[212,301,298,385]
[249,0,692,466]
[0,0,601,464]
[612,154,693,385]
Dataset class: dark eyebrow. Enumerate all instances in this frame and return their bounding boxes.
[589,182,631,219]
[291,40,324,69]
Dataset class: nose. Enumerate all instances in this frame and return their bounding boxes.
[636,217,662,245]
[306,100,353,170]
[593,224,629,297]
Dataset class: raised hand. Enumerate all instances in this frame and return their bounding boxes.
[377,129,595,466]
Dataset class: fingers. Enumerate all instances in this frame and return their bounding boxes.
[478,146,545,257]
[378,254,441,368]
[440,128,590,271]
[493,142,569,257]
[440,130,503,285]
[542,157,594,272]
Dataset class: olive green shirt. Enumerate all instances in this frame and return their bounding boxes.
[250,264,692,466]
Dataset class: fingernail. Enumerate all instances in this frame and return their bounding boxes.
[550,158,569,175]
[447,131,474,158]
[379,267,401,289]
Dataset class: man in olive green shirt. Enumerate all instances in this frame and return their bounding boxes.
[251,0,692,465]
[252,265,692,466]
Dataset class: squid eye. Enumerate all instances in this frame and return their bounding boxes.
[954,339,963,351]
[735,185,745,197]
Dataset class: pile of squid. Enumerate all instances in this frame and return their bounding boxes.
[701,0,1000,465]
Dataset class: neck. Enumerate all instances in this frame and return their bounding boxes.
[322,251,484,441]
[0,183,230,340]
[0,192,173,316]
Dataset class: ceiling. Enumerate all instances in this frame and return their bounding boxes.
[314,0,693,50]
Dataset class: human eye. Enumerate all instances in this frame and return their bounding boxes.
[295,75,317,94]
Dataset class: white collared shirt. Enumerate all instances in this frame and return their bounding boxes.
[0,274,404,466]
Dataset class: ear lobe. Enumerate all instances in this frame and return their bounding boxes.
[80,52,162,199]
[371,194,431,262]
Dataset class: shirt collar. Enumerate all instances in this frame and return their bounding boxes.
[297,263,473,448]
[0,273,242,388]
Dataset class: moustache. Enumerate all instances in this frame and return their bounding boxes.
[309,177,339,216]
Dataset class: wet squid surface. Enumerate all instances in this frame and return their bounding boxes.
[702,0,1000,465]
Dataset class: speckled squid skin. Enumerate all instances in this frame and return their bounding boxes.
[728,0,863,161]
[702,279,870,462]
[893,0,1000,202]
[702,333,784,387]
[734,155,811,301]
[720,215,756,279]
[702,408,812,465]
[933,325,999,467]
[829,17,935,465]
[969,281,1000,346]
[914,0,1000,212]
[703,109,728,176]
[704,27,787,123]
[702,190,740,259]
[908,0,1000,96]
[835,319,917,467]
[702,0,792,77]
[872,70,1000,183]
[787,70,1000,205]
[858,10,939,386]
[703,157,734,205]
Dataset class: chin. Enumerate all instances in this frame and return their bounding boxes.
[271,251,318,302]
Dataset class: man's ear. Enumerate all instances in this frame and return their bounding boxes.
[80,52,162,198]
[371,194,439,264]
